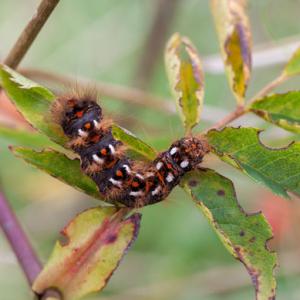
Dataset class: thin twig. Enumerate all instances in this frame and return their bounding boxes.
[203,72,290,132]
[205,105,245,132]
[0,191,42,285]
[20,68,176,114]
[0,0,61,296]
[248,73,288,102]
[3,0,60,69]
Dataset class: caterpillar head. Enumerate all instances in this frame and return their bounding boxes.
[169,136,210,170]
[52,92,103,138]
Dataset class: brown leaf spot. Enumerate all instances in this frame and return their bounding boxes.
[58,233,69,247]
[217,189,225,196]
[188,179,198,187]
[105,233,118,244]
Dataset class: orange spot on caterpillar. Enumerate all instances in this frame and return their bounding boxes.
[76,110,84,118]
[101,148,107,155]
[132,181,139,188]
[166,163,173,170]
[84,122,92,129]
[116,170,123,177]
[90,134,101,143]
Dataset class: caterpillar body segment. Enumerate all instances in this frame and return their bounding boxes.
[52,93,209,207]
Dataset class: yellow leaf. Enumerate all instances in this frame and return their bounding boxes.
[211,0,252,105]
[165,33,204,133]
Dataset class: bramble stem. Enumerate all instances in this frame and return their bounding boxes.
[0,191,42,285]
[3,0,60,69]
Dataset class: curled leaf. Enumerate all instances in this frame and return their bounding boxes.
[249,91,300,133]
[211,0,252,105]
[112,124,157,160]
[284,46,300,76]
[0,65,66,145]
[12,147,102,201]
[207,127,300,199]
[165,33,204,133]
[182,169,277,300]
[33,207,141,300]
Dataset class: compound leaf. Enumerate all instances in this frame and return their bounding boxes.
[0,65,66,145]
[249,91,300,133]
[207,127,300,199]
[33,207,141,300]
[165,33,204,133]
[211,0,252,105]
[112,124,157,160]
[182,168,276,300]
[12,147,102,201]
[284,46,300,76]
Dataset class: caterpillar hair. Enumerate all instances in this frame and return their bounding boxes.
[52,90,210,208]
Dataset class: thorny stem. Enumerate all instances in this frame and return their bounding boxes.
[0,191,42,285]
[3,0,60,69]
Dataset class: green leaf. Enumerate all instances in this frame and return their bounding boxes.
[0,126,60,149]
[284,46,300,76]
[211,0,252,105]
[165,33,204,133]
[112,124,157,160]
[182,169,276,300]
[12,147,102,201]
[32,207,141,300]
[0,65,67,145]
[249,91,300,133]
[207,127,300,198]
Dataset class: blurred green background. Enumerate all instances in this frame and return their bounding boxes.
[1,0,300,299]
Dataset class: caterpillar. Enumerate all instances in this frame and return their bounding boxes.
[52,91,210,208]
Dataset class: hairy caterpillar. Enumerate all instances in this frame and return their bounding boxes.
[52,91,210,208]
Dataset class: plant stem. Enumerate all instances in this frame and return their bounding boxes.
[20,68,176,115]
[248,72,288,103]
[3,0,60,69]
[205,105,245,132]
[0,191,42,285]
[204,72,289,132]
